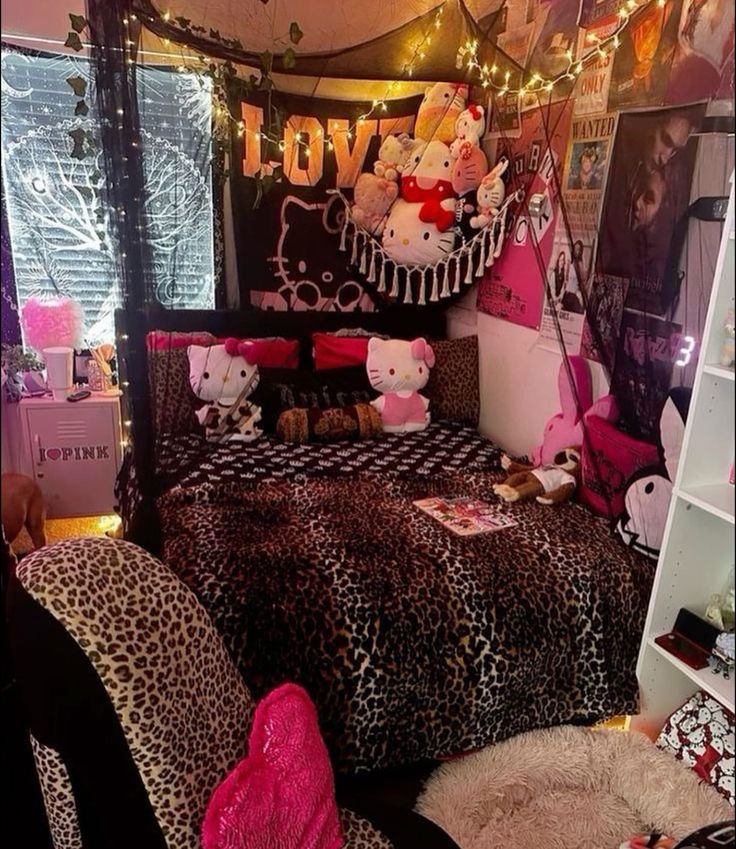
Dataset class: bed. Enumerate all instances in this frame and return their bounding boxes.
[117,308,654,774]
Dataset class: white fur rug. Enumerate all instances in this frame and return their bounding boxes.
[416,726,732,849]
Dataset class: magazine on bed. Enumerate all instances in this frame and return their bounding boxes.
[413,497,518,537]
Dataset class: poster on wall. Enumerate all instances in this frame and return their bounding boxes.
[597,102,707,315]
[562,112,616,233]
[538,220,595,352]
[527,0,580,83]
[538,112,615,352]
[578,0,623,28]
[477,100,573,329]
[227,85,421,311]
[611,310,682,441]
[489,19,538,139]
[666,0,735,104]
[608,0,683,111]
[573,15,618,115]
[580,273,629,368]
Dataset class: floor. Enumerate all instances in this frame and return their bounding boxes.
[11,513,121,557]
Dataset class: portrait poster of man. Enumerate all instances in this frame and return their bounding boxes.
[597,102,707,315]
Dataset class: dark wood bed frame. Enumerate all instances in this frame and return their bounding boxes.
[114,305,449,549]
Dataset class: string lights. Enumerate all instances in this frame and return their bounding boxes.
[129,0,657,164]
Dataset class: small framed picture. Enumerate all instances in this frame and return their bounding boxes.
[74,350,91,384]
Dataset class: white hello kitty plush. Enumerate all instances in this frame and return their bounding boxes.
[382,199,456,265]
[450,104,486,160]
[366,337,435,433]
[188,338,264,443]
[470,158,509,229]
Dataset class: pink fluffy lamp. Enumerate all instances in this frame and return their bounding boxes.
[21,297,85,400]
[21,297,85,353]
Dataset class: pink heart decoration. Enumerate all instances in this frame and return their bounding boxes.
[202,684,344,849]
[46,448,62,461]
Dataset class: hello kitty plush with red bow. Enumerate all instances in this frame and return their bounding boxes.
[366,337,435,433]
[188,338,265,443]
[450,104,486,160]
[401,140,457,232]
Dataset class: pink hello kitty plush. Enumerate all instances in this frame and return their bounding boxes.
[450,104,486,160]
[366,337,435,433]
[470,158,509,229]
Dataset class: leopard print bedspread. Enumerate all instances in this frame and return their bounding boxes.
[158,470,653,774]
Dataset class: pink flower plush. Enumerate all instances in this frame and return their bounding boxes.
[202,684,344,849]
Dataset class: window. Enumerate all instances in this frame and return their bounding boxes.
[1,48,215,346]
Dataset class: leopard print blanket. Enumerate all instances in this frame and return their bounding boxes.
[158,469,653,773]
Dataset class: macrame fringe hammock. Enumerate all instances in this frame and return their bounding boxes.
[329,189,523,305]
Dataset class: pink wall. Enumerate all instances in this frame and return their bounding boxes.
[2,0,86,45]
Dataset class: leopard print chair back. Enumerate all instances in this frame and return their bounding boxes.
[9,537,253,849]
[8,537,405,849]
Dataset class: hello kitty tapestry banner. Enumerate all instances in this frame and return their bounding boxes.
[229,86,423,311]
[229,82,522,312]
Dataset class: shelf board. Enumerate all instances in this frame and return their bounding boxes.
[703,363,736,382]
[647,637,734,713]
[677,483,735,524]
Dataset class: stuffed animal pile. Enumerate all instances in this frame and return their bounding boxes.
[349,83,510,271]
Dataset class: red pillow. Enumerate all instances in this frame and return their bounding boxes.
[218,337,300,369]
[146,332,299,368]
[313,333,370,370]
[147,330,217,351]
[581,415,660,518]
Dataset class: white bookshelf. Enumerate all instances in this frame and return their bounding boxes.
[636,175,736,731]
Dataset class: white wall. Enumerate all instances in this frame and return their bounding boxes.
[447,128,734,460]
[447,291,608,457]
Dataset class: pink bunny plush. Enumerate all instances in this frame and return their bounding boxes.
[366,337,435,433]
[531,357,619,467]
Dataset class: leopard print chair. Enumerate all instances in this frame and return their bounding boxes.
[7,537,456,849]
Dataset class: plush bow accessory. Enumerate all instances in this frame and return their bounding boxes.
[411,337,436,368]
[418,198,455,233]
[224,337,262,366]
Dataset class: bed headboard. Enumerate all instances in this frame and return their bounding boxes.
[116,305,447,368]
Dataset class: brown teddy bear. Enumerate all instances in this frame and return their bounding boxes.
[493,448,581,506]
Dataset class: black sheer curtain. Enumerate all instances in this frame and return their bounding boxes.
[86,0,158,546]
